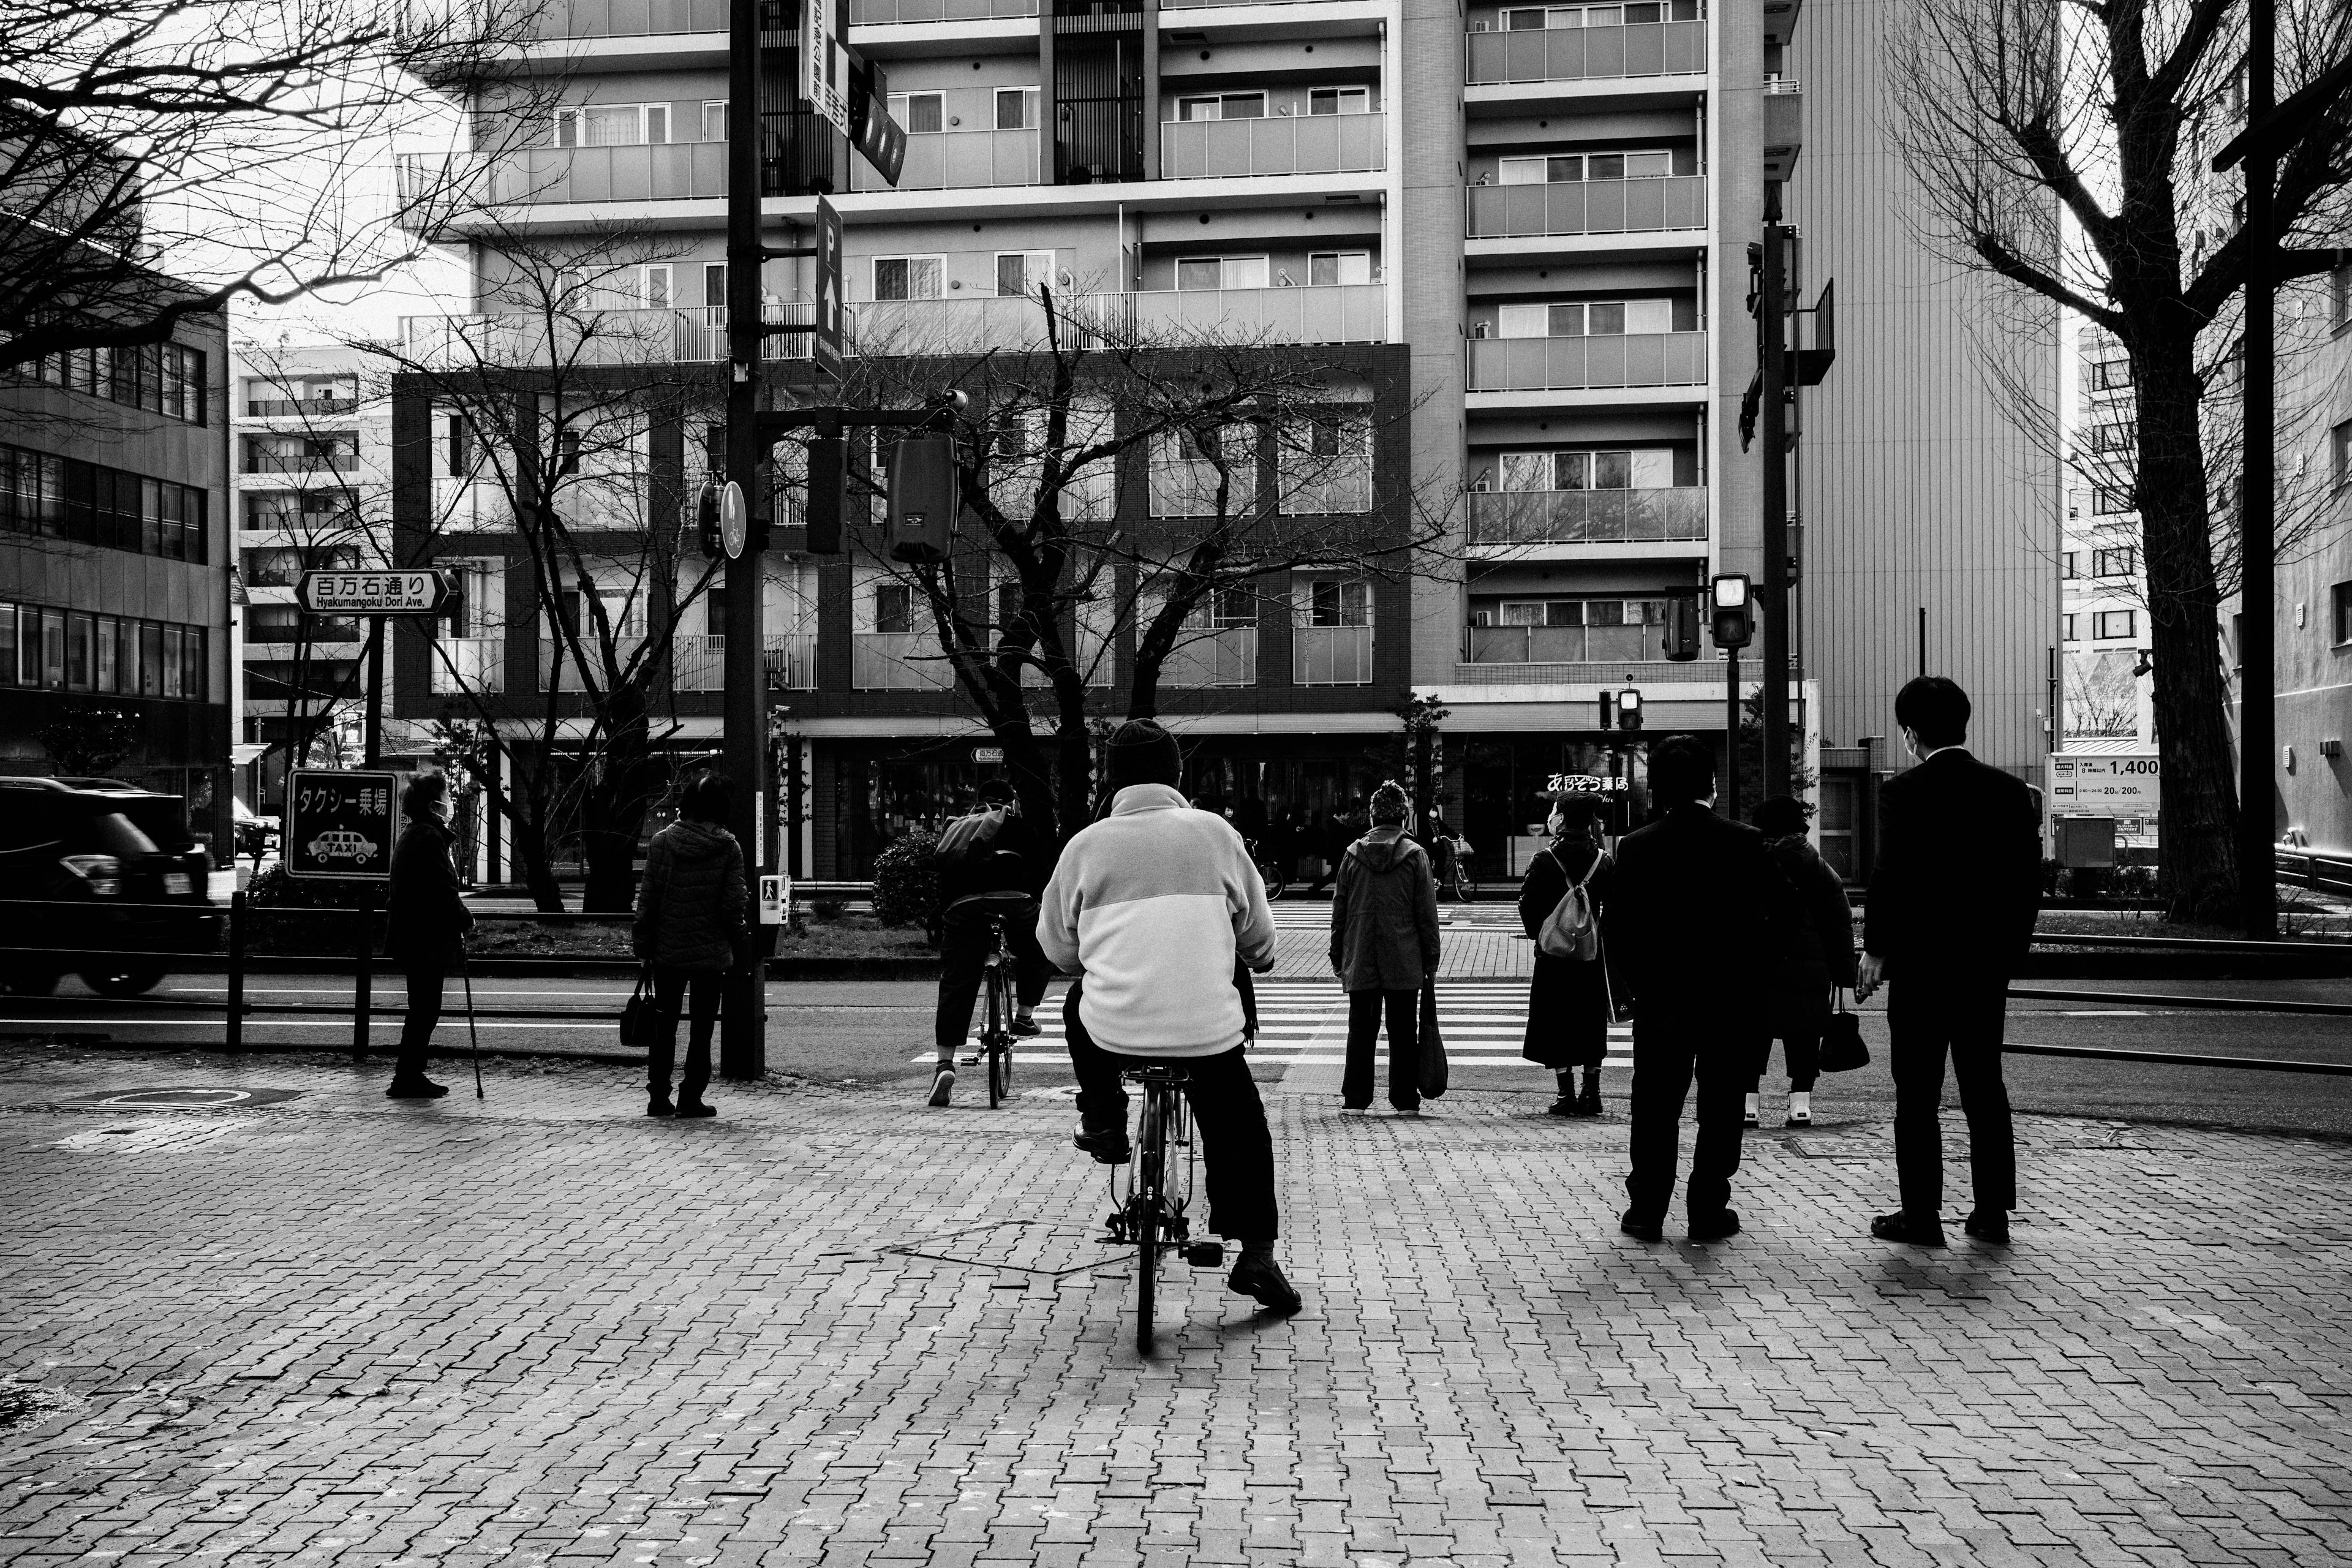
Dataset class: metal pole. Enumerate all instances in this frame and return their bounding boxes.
[1759,197,1792,801]
[225,890,246,1052]
[2239,0,2278,940]
[1724,646,1741,823]
[353,890,375,1062]
[721,0,770,1078]
[363,616,385,766]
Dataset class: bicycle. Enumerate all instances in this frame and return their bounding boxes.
[977,914,1016,1108]
[1448,840,1480,903]
[1246,839,1288,902]
[1102,1064,1223,1355]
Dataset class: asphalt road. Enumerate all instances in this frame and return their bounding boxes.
[4,971,2348,1140]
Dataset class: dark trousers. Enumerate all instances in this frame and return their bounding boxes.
[1064,986,1280,1242]
[935,900,1049,1055]
[652,967,722,1100]
[1752,1034,1820,1092]
[396,967,443,1080]
[1343,989,1419,1110]
[1624,1014,1754,1222]
[1890,974,2015,1218]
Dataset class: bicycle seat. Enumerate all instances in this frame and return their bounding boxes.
[1121,1064,1190,1085]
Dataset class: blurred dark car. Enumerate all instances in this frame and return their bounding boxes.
[0,778,221,997]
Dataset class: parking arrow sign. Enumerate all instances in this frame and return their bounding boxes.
[296,569,451,616]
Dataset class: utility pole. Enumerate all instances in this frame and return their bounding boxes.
[2237,0,2278,941]
[1758,190,1792,801]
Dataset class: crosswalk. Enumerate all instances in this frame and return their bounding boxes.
[924,979,1633,1071]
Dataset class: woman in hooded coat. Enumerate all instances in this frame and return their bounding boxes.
[632,772,748,1118]
[1518,793,1617,1117]
[1330,781,1442,1115]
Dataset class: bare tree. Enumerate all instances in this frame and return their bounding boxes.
[357,222,725,911]
[1886,0,2352,922]
[0,0,545,371]
[831,288,1452,843]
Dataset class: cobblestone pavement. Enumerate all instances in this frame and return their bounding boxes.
[2,1043,2350,1567]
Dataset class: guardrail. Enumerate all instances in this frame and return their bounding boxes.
[2278,846,2352,899]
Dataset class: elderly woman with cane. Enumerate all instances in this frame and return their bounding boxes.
[633,772,750,1119]
[383,774,475,1099]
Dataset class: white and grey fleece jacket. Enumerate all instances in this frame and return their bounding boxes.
[1036,783,1276,1057]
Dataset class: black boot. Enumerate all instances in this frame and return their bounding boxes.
[1575,1067,1604,1117]
[1546,1071,1577,1117]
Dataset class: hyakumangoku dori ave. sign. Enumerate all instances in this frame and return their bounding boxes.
[295,570,452,616]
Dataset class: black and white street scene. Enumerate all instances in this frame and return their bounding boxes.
[7,1,2352,1564]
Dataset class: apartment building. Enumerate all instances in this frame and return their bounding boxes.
[226,343,398,813]
[2276,262,2352,855]
[0,300,233,853]
[2062,331,2154,756]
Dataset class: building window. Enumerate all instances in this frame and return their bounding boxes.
[2060,551,2079,579]
[873,581,914,635]
[2062,612,2078,642]
[994,88,1037,130]
[702,100,726,142]
[638,265,671,309]
[1305,251,1371,286]
[24,339,207,424]
[2092,486,2133,515]
[1175,255,1270,291]
[2334,420,2352,489]
[1307,579,1370,627]
[888,92,943,134]
[554,102,668,146]
[2086,422,2134,453]
[872,255,944,300]
[0,443,204,564]
[1177,92,1266,121]
[1308,86,1371,115]
[1498,448,1673,490]
[2333,581,2352,646]
[2093,547,2136,578]
[0,599,204,699]
[1495,298,1674,337]
[2093,609,2136,640]
[995,251,1055,298]
[1501,2,1675,27]
[2090,358,2133,390]
[2333,263,2351,333]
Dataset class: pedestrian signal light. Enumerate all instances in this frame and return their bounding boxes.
[1616,688,1643,731]
[886,434,957,563]
[805,435,844,555]
[1662,593,1702,660]
[1599,690,1615,731]
[1710,573,1754,649]
[695,486,722,560]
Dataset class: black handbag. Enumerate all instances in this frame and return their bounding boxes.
[620,963,660,1049]
[1418,979,1449,1099]
[1818,988,1869,1073]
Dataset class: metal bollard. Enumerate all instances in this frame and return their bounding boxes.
[353,892,375,1061]
[226,891,246,1052]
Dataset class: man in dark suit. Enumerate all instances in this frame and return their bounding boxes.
[1605,734,1785,1242]
[1856,677,2043,1246]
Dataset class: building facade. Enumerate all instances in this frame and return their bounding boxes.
[0,306,234,854]
[2275,263,2352,856]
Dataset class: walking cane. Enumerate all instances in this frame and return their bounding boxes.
[460,948,484,1099]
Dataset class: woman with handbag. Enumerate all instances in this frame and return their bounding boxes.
[1747,794,1860,1127]
[1518,794,1616,1117]
[631,772,749,1118]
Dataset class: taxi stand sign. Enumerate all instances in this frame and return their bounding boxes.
[284,769,401,880]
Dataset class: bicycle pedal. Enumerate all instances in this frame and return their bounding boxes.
[1182,1242,1224,1268]
[957,1054,980,1066]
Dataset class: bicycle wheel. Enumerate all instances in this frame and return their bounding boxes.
[986,970,1012,1107]
[1256,861,1287,901]
[1133,1091,1162,1355]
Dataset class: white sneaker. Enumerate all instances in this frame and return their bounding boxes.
[1743,1092,1761,1129]
[1785,1091,1812,1127]
[927,1067,955,1107]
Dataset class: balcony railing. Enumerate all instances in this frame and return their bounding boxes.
[1109,283,1387,345]
[1161,627,1257,688]
[1276,456,1373,516]
[1466,20,1706,85]
[852,632,953,690]
[674,633,818,690]
[1466,331,1706,392]
[398,303,828,369]
[540,636,647,691]
[851,128,1038,191]
[851,0,1036,19]
[1162,113,1385,179]
[1467,486,1707,545]
[431,636,505,694]
[1450,656,1717,684]
[399,145,725,209]
[1464,624,1662,665]
[242,452,358,473]
[1294,624,1372,685]
[524,0,727,36]
[1466,175,1708,239]
[244,397,360,417]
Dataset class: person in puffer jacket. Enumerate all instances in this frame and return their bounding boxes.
[1330,781,1442,1115]
[631,772,748,1119]
[1036,720,1300,1316]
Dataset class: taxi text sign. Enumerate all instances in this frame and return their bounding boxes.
[284,769,400,880]
[2048,752,2160,815]
[296,570,451,616]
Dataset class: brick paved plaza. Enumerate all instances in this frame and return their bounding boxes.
[4,1042,2350,1567]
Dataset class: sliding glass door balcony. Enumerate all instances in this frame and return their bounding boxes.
[400,145,726,208]
[429,637,503,695]
[669,633,819,692]
[1159,627,1258,688]
[1467,331,1706,392]
[1104,284,1387,344]
[1466,20,1706,84]
[1468,487,1707,545]
[1161,113,1385,179]
[1467,176,1708,239]
[1294,625,1372,685]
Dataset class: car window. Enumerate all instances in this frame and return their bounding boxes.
[0,794,64,854]
[104,796,193,849]
[87,812,161,859]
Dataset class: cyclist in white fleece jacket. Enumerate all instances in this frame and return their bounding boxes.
[1036,719,1299,1316]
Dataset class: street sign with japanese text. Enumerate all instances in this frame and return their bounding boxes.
[283,769,401,880]
[1546,774,1631,796]
[804,0,848,134]
[296,570,450,617]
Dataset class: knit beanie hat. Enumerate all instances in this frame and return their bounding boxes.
[1104,720,1183,790]
[1369,782,1410,825]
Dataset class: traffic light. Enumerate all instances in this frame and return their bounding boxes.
[695,485,722,559]
[1710,573,1754,649]
[805,435,844,555]
[886,434,957,564]
[1615,688,1643,731]
[1599,690,1615,730]
[1662,593,1702,660]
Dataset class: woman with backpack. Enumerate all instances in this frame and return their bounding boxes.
[1746,795,1857,1128]
[1329,782,1442,1115]
[1519,793,1616,1117]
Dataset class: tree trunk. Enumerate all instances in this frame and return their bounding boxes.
[2125,328,2241,924]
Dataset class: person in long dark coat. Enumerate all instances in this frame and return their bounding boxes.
[1518,793,1618,1116]
[383,774,474,1100]
[1746,794,1858,1128]
[1330,782,1442,1115]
